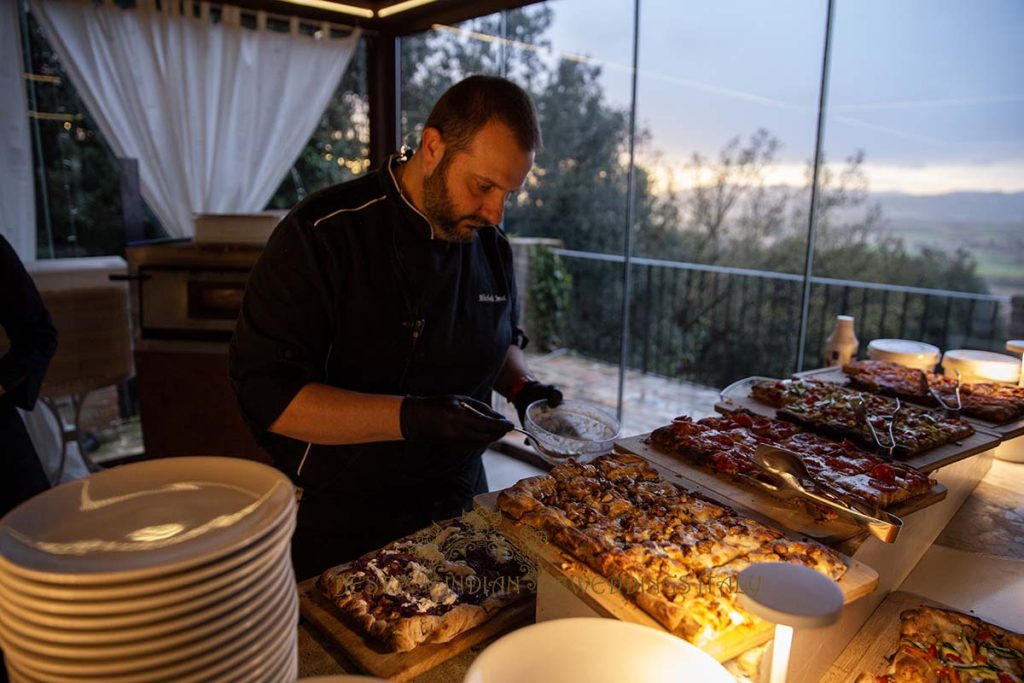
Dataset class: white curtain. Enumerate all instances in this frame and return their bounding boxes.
[31,0,361,238]
[1,0,37,262]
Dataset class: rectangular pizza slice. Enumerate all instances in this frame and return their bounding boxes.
[750,379,975,457]
[496,453,849,649]
[317,516,535,653]
[647,411,936,510]
[855,605,1024,683]
[845,359,1024,425]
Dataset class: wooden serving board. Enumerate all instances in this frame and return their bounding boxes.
[820,591,958,683]
[796,365,1024,440]
[716,379,1003,473]
[298,578,535,682]
[613,435,947,545]
[474,489,879,664]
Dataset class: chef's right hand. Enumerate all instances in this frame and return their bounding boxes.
[400,395,514,447]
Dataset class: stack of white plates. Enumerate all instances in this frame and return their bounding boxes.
[0,457,298,683]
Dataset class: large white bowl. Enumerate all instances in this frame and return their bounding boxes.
[0,457,295,584]
[463,618,732,683]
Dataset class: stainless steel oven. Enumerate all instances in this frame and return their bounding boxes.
[137,267,250,340]
[124,242,263,342]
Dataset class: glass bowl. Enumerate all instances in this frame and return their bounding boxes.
[523,399,620,459]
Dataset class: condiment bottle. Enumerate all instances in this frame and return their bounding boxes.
[823,315,859,367]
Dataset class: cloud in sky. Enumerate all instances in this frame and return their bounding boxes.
[641,156,1024,197]
[536,0,1024,195]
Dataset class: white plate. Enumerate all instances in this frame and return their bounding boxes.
[463,618,733,683]
[0,558,291,659]
[0,511,293,617]
[0,510,294,602]
[0,457,294,583]
[0,561,296,676]
[0,497,294,602]
[222,626,297,683]
[0,548,290,646]
[6,590,296,683]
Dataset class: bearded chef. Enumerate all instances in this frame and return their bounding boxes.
[230,75,562,579]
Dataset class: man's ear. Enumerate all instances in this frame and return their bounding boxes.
[420,127,446,175]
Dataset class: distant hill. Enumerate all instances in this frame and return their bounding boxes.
[865,191,1024,298]
[870,191,1024,224]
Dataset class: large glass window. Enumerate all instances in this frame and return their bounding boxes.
[813,0,1024,360]
[268,39,369,208]
[22,9,166,258]
[403,0,1024,436]
[400,2,637,427]
[21,3,368,256]
[629,1,828,422]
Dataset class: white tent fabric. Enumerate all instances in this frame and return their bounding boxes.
[31,0,360,238]
[1,0,37,262]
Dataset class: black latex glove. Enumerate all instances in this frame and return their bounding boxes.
[513,381,563,426]
[400,395,514,447]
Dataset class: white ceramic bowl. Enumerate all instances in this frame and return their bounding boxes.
[867,339,941,372]
[463,618,732,683]
[942,349,1021,384]
[524,400,620,459]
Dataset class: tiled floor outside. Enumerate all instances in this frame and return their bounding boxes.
[497,348,722,437]
[79,349,720,479]
[488,349,724,487]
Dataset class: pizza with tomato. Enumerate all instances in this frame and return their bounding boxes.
[647,411,935,510]
[855,605,1023,683]
[749,378,974,457]
[844,359,1024,425]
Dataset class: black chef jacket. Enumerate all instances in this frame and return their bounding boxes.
[0,235,56,519]
[229,154,523,578]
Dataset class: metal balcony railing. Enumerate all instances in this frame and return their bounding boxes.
[552,249,1011,389]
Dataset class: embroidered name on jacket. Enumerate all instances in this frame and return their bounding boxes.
[479,294,508,303]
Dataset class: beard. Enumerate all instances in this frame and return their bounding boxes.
[422,152,493,243]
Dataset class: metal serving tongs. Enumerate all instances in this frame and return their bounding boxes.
[751,444,902,543]
[918,368,962,417]
[851,396,902,458]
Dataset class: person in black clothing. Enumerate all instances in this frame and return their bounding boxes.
[0,235,57,518]
[0,234,57,683]
[230,75,562,579]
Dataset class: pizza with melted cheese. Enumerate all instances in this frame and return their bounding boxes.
[317,516,535,652]
[496,453,848,647]
[749,379,974,457]
[855,605,1023,683]
[844,359,1024,425]
[647,411,936,510]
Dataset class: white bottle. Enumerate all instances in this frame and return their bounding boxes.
[823,315,859,367]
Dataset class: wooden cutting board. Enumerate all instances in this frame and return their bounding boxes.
[821,591,958,683]
[716,378,1003,473]
[796,365,1024,440]
[613,435,947,546]
[298,578,535,682]
[474,489,879,664]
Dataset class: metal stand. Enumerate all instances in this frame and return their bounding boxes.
[39,393,103,485]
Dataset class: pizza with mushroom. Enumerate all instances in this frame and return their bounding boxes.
[497,453,848,646]
[317,516,535,652]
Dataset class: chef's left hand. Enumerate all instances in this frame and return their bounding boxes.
[512,381,563,426]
